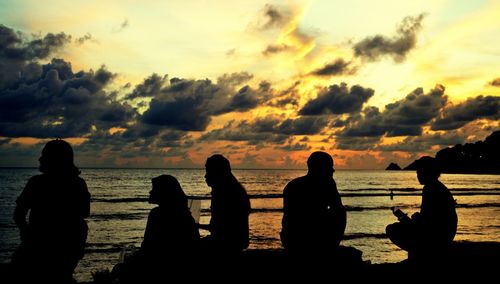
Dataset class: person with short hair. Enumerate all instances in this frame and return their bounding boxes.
[280,151,346,255]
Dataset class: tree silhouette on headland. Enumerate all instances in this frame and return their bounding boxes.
[404,130,500,174]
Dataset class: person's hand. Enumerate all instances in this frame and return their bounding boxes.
[411,212,421,221]
[197,223,211,231]
[19,226,31,242]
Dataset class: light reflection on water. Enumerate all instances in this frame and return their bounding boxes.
[0,168,499,281]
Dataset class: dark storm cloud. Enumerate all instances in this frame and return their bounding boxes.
[376,132,465,152]
[489,78,500,87]
[219,81,272,113]
[251,116,329,135]
[200,115,328,145]
[0,57,136,138]
[0,25,139,140]
[134,73,269,131]
[221,85,261,112]
[310,58,357,77]
[217,72,253,87]
[262,44,291,56]
[78,124,194,157]
[340,85,447,140]
[275,142,311,151]
[353,14,425,62]
[157,130,192,148]
[76,33,93,45]
[382,85,447,136]
[113,19,129,33]
[259,4,290,30]
[299,83,374,115]
[141,90,214,131]
[200,121,289,145]
[125,73,168,100]
[339,107,386,137]
[335,136,381,151]
[0,24,71,89]
[266,81,300,108]
[431,95,500,130]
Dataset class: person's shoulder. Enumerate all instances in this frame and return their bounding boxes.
[147,207,162,219]
[75,175,87,185]
[27,174,47,184]
[284,176,308,192]
[432,180,449,192]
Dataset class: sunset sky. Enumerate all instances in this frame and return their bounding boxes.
[1,0,499,169]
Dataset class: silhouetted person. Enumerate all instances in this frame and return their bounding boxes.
[280,151,347,257]
[114,175,200,283]
[201,154,251,255]
[386,156,457,264]
[10,139,90,283]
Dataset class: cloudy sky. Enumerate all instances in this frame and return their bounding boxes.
[1,0,499,169]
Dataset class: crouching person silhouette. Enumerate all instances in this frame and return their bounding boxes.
[386,157,457,266]
[10,139,90,283]
[113,175,200,283]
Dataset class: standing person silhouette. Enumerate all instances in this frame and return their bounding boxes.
[280,151,346,256]
[201,154,251,255]
[386,156,457,264]
[113,174,200,283]
[11,139,90,283]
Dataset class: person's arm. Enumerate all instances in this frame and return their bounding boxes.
[333,198,347,245]
[80,179,91,218]
[280,184,292,248]
[14,178,35,241]
[331,181,347,245]
[13,205,29,241]
[197,223,211,231]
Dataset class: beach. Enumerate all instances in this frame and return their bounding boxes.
[1,168,499,282]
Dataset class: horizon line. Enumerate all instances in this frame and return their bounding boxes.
[0,166,392,171]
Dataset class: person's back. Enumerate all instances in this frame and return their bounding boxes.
[280,152,346,255]
[141,205,200,260]
[20,174,89,236]
[203,154,251,254]
[209,180,250,251]
[419,179,457,249]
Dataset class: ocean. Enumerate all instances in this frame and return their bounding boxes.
[0,168,499,282]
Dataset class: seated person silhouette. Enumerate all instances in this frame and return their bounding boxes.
[10,139,90,283]
[200,154,251,256]
[386,157,457,264]
[280,151,347,257]
[114,175,200,283]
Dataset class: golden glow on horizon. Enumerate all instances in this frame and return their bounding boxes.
[9,137,88,146]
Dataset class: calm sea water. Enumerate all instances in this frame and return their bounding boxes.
[1,168,499,282]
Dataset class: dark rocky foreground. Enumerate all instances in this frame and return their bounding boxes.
[91,241,500,282]
[2,241,498,282]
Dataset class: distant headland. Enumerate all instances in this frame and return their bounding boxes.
[388,130,500,174]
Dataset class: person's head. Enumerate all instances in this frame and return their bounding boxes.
[204,154,232,188]
[307,151,335,178]
[149,175,187,207]
[416,156,441,185]
[39,139,79,175]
